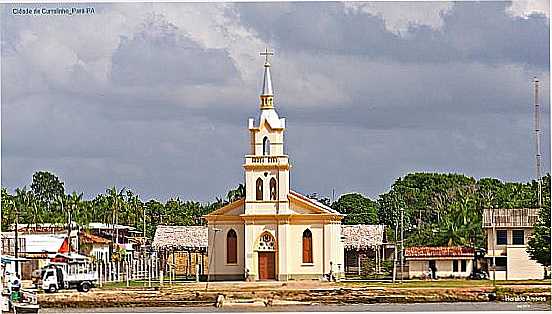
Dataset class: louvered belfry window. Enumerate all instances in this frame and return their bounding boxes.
[302,229,313,263]
[227,229,237,264]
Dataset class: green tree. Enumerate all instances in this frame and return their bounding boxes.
[226,184,245,202]
[527,174,551,269]
[331,193,378,224]
[527,205,551,268]
[30,171,65,211]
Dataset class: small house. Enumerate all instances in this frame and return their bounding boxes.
[405,246,474,279]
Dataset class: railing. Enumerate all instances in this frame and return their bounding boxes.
[96,256,160,286]
[245,155,287,165]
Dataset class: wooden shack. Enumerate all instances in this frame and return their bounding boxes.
[152,225,208,278]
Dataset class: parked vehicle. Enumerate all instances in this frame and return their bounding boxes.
[39,263,97,293]
[469,270,489,280]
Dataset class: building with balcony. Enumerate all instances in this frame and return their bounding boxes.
[482,208,545,280]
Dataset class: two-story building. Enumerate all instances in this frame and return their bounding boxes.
[482,208,545,280]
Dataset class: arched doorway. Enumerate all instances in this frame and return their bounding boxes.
[257,232,276,280]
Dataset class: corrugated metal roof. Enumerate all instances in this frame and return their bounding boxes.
[482,208,539,228]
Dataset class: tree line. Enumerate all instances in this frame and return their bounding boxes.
[1,171,549,267]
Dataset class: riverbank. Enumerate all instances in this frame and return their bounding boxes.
[37,280,551,309]
[40,302,552,312]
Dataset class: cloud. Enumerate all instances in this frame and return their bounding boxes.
[111,13,239,87]
[1,2,550,202]
[507,0,549,18]
[343,2,453,35]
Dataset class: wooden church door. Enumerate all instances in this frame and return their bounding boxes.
[258,252,275,280]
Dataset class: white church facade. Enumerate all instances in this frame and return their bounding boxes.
[204,52,345,281]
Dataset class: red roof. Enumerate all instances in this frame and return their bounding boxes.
[80,232,111,245]
[405,246,474,258]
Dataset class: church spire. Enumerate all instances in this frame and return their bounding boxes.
[260,48,274,109]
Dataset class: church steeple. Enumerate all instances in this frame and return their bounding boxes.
[260,48,274,109]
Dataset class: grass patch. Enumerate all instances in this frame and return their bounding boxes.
[338,279,550,289]
[100,280,160,289]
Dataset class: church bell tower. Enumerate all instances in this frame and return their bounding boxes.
[244,49,291,215]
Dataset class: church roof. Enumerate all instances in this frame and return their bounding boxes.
[289,190,341,215]
[342,224,385,250]
[261,61,273,96]
[152,225,208,251]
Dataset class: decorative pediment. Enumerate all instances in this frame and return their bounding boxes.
[203,198,245,217]
[288,191,342,216]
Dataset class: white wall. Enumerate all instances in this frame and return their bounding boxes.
[507,246,545,280]
[408,259,472,278]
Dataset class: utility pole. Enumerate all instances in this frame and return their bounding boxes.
[401,208,405,282]
[67,201,72,254]
[491,207,496,286]
[14,204,19,276]
[392,220,398,283]
[533,77,543,208]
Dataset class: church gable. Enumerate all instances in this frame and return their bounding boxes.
[288,191,341,215]
[204,198,245,217]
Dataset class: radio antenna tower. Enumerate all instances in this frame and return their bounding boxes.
[533,77,542,208]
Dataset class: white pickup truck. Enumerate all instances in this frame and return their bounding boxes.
[40,263,97,293]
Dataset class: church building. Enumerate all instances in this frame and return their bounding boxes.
[204,51,345,281]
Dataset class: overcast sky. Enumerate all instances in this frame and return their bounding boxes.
[1,1,550,203]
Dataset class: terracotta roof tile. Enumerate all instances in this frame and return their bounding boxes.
[405,246,474,258]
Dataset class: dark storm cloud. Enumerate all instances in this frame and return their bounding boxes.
[235,2,549,68]
[1,2,550,202]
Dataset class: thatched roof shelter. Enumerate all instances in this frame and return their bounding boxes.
[341,225,385,250]
[152,225,208,252]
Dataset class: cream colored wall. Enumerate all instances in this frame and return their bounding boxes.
[485,227,533,256]
[408,259,472,278]
[286,223,324,275]
[484,227,543,280]
[244,222,278,279]
[240,219,343,280]
[409,260,428,278]
[253,127,284,156]
[506,246,544,280]
[244,167,290,214]
[207,222,245,279]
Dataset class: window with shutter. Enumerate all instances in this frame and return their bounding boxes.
[227,229,237,264]
[302,229,313,263]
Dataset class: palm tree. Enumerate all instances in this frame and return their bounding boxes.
[227,184,245,202]
[106,186,126,244]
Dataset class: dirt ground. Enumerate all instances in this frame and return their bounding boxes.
[37,280,551,308]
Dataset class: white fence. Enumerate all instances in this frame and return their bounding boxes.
[96,257,160,286]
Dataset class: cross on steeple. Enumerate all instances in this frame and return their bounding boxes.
[260,47,274,64]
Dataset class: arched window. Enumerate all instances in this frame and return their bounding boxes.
[302,229,313,263]
[256,178,263,200]
[270,178,277,200]
[263,137,270,155]
[227,229,237,264]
